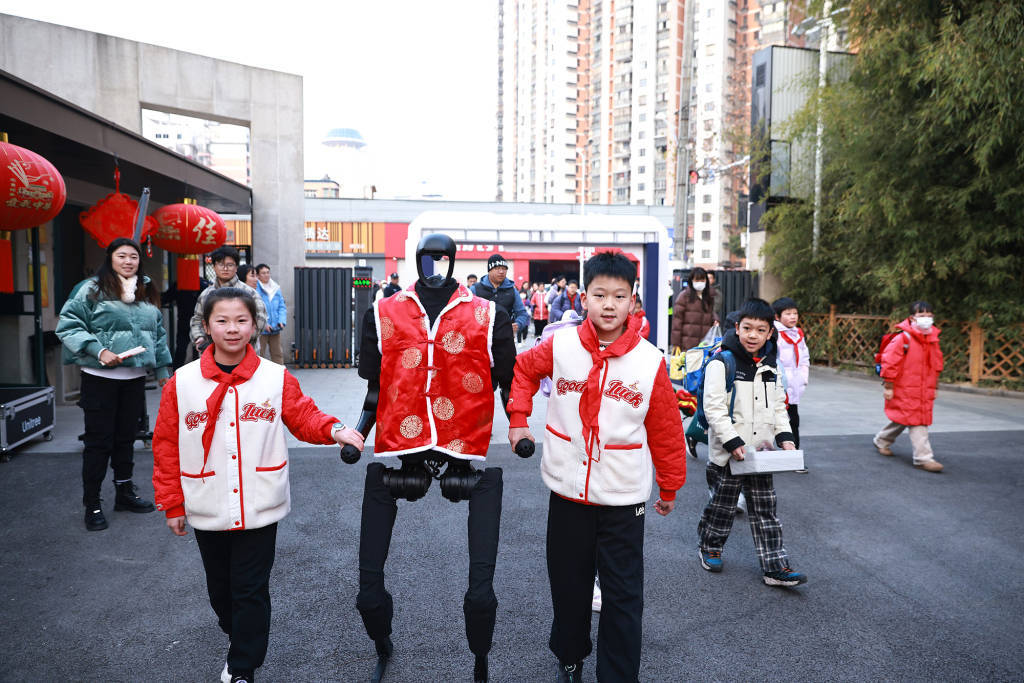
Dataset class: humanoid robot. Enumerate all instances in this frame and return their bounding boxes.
[341,234,529,682]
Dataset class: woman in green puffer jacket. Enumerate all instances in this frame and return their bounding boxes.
[56,238,173,532]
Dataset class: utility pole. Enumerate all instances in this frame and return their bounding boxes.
[672,0,696,264]
[812,18,829,257]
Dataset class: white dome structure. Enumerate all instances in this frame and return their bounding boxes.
[321,127,371,197]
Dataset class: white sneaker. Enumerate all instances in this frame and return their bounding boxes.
[221,661,231,683]
[591,580,602,612]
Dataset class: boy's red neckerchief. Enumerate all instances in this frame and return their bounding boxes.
[198,345,260,475]
[576,315,643,457]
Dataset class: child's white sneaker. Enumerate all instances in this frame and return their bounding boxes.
[736,491,747,515]
[221,661,231,683]
[592,580,602,612]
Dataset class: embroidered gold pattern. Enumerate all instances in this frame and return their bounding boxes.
[433,396,454,420]
[462,372,484,393]
[400,415,423,439]
[441,331,466,354]
[401,347,423,368]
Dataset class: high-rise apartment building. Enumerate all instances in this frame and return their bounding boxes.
[499,1,687,207]
[498,0,807,266]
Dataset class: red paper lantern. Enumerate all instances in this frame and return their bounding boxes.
[0,141,67,230]
[151,203,227,254]
[79,169,158,247]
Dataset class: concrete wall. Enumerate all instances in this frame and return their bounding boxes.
[0,13,305,352]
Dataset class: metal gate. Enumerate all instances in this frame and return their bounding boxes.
[293,267,353,368]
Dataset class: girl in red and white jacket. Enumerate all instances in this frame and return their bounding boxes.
[152,288,363,683]
[507,253,686,682]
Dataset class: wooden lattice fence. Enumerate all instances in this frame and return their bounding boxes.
[802,307,1024,388]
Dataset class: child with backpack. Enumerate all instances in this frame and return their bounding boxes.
[772,297,809,472]
[872,301,944,473]
[696,298,806,587]
[152,288,364,682]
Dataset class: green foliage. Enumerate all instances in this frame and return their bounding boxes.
[763,0,1024,324]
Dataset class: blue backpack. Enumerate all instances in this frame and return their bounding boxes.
[684,348,738,446]
[694,350,737,431]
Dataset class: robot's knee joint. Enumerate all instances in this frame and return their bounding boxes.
[440,463,482,503]
[381,463,431,501]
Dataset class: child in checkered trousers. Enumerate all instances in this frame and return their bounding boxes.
[697,298,807,587]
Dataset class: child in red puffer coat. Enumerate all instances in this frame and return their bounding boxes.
[873,301,945,473]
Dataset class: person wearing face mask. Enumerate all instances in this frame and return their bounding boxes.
[873,301,945,473]
[670,267,717,352]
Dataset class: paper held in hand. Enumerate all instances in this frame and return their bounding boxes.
[729,447,805,475]
[117,346,146,360]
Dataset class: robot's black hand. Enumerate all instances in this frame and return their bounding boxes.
[514,439,535,459]
[340,444,362,464]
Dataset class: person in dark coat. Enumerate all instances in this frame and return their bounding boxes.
[670,267,717,351]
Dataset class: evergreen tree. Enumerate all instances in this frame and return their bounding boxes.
[762,0,1024,324]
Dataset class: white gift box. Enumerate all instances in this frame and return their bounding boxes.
[728,447,804,475]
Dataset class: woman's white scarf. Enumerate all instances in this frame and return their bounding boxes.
[118,274,138,303]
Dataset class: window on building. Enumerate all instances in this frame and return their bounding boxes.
[702,230,712,241]
[705,83,713,92]
[704,120,713,131]
[702,213,712,222]
[639,131,646,139]
[638,183,645,191]
[703,194,712,203]
[704,102,715,111]
[702,249,711,259]
[639,95,647,105]
[639,148,646,156]
[639,113,646,122]
[638,166,646,174]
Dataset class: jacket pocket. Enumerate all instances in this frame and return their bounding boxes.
[180,470,220,519]
[546,424,572,442]
[250,461,289,513]
[599,445,644,493]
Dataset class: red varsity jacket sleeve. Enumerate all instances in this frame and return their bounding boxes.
[646,366,687,501]
[507,335,555,428]
[282,370,339,444]
[152,375,186,519]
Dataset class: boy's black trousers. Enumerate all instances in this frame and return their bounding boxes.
[194,523,278,674]
[787,404,801,448]
[77,373,146,505]
[547,492,645,683]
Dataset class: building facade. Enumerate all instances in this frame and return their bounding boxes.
[499,0,811,268]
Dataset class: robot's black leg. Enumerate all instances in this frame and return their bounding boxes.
[357,463,398,681]
[464,467,503,681]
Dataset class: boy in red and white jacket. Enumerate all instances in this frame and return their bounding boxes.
[153,289,362,683]
[507,252,686,683]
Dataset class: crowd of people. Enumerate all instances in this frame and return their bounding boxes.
[54,241,946,682]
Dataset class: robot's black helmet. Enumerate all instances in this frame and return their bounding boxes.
[415,233,456,288]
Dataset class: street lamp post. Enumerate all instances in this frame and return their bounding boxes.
[667,0,695,265]
[794,5,849,258]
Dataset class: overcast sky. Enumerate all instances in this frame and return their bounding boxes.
[1,1,499,200]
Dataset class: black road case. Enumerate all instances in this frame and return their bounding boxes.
[0,386,55,459]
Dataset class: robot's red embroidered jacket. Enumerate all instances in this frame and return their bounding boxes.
[373,284,496,460]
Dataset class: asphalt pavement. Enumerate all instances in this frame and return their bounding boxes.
[1,364,1022,682]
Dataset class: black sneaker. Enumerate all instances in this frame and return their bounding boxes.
[763,567,807,587]
[84,505,108,531]
[114,481,156,513]
[556,660,583,683]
